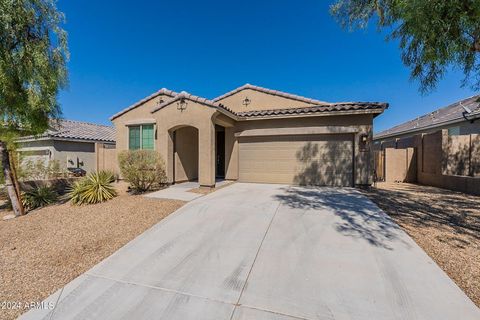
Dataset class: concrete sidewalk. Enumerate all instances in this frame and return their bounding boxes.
[20,183,480,320]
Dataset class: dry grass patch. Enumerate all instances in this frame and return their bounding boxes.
[0,184,184,320]
[360,182,480,307]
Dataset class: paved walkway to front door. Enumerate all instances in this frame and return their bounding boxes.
[145,180,230,201]
[21,183,480,320]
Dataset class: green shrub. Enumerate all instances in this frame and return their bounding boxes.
[118,150,167,192]
[21,186,58,211]
[68,171,117,205]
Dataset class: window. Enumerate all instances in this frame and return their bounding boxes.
[129,126,141,150]
[448,126,460,136]
[141,125,154,149]
[129,125,154,150]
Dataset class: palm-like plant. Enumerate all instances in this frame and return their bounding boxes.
[68,171,117,205]
[21,186,58,211]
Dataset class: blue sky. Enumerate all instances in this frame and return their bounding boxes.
[57,0,476,133]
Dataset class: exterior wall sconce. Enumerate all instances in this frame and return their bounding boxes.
[242,97,251,107]
[177,98,188,112]
[359,133,369,151]
[156,98,164,108]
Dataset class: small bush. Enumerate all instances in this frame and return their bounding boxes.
[118,150,167,192]
[68,171,117,205]
[21,186,58,211]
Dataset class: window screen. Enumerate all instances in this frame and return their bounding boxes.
[142,125,154,150]
[129,126,141,150]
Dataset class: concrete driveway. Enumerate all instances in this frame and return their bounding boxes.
[21,183,479,320]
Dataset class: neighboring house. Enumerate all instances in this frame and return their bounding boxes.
[374,95,480,146]
[110,84,387,187]
[16,119,116,174]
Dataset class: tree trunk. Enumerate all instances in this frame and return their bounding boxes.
[0,141,25,216]
[9,152,22,202]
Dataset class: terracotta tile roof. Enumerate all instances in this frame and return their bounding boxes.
[110,88,177,120]
[375,95,480,139]
[151,91,237,115]
[213,83,328,105]
[18,119,116,143]
[113,85,387,121]
[236,102,388,118]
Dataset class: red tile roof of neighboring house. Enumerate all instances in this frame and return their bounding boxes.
[18,119,116,143]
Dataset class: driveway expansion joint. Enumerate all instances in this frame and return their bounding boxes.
[84,273,236,307]
[229,200,283,320]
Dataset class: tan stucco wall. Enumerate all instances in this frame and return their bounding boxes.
[216,88,315,113]
[151,101,217,187]
[112,93,175,152]
[52,141,96,173]
[174,126,199,182]
[112,93,376,187]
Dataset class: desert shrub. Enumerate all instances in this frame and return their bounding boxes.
[118,150,167,192]
[20,158,68,181]
[21,186,58,211]
[68,171,117,205]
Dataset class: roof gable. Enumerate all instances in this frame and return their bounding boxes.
[213,83,329,113]
[213,84,327,104]
[110,88,177,121]
[151,91,237,118]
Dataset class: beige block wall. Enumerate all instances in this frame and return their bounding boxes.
[421,131,443,174]
[444,135,471,176]
[216,88,315,113]
[95,143,118,173]
[384,148,416,183]
[378,130,480,195]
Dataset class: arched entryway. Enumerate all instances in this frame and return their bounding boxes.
[170,126,199,183]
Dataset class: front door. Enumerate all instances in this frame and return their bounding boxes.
[216,130,225,178]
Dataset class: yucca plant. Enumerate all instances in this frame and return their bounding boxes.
[21,186,58,211]
[68,171,117,205]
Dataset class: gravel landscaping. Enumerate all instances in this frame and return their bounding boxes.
[0,183,185,320]
[360,182,480,307]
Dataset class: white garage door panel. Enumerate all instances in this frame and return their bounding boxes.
[239,134,354,186]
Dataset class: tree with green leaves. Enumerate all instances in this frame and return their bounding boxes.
[330,0,480,93]
[0,0,68,216]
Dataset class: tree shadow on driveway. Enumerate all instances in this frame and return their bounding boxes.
[274,187,409,250]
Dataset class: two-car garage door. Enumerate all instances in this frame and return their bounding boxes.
[238,134,354,187]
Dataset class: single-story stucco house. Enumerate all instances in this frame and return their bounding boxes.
[17,119,116,174]
[374,95,480,145]
[110,84,388,187]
